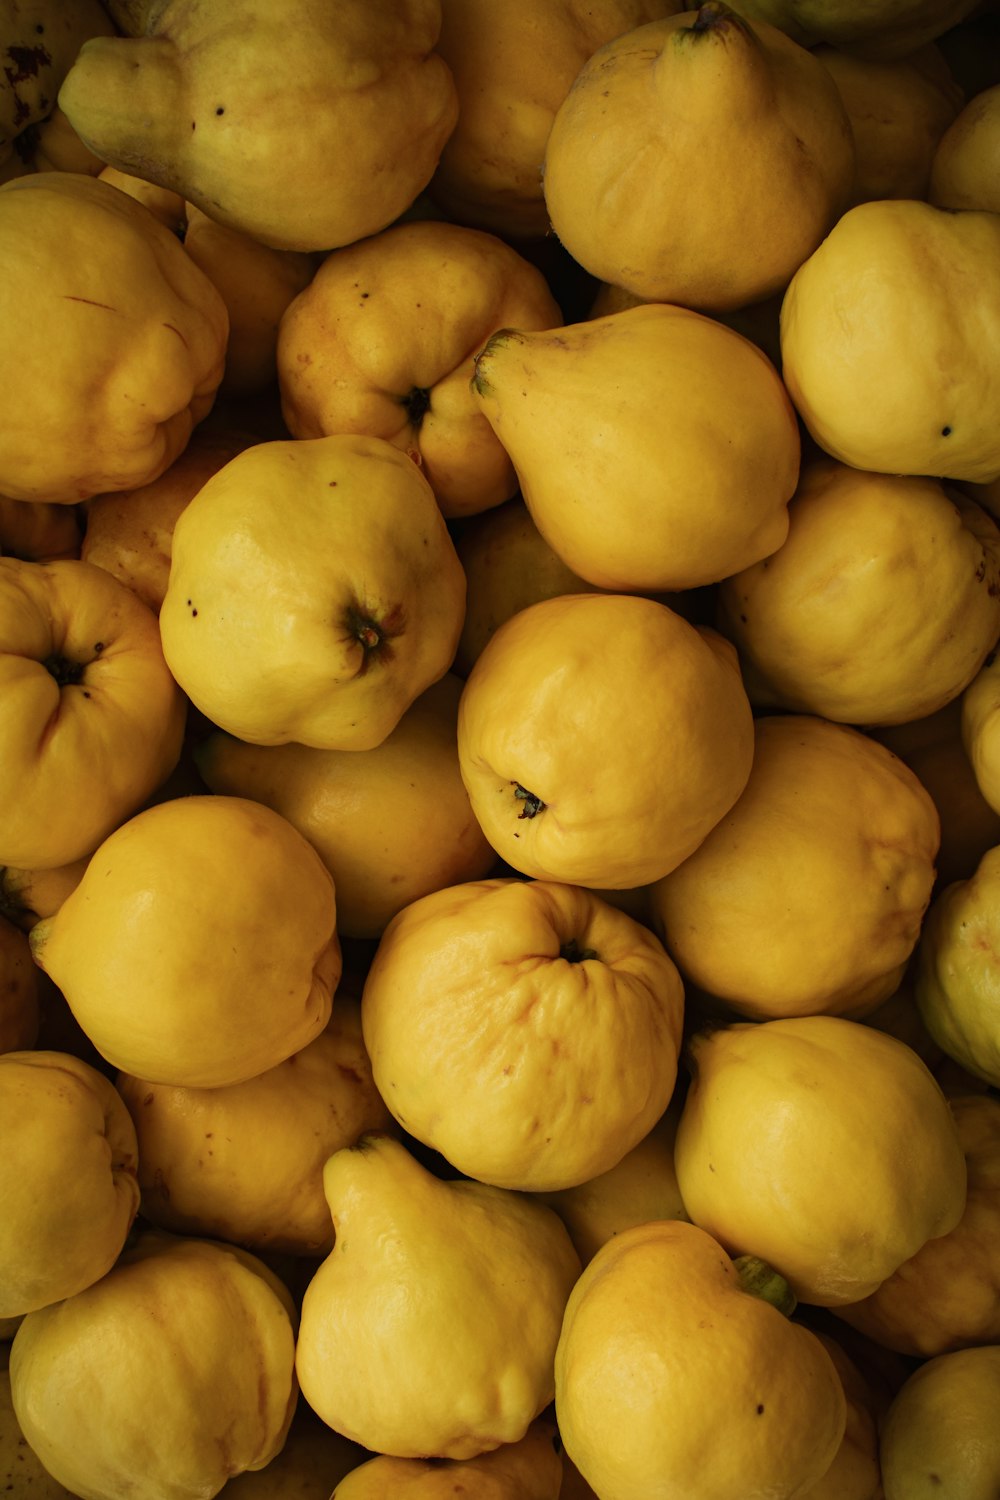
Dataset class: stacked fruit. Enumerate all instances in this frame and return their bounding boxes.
[2,1,1000,1497]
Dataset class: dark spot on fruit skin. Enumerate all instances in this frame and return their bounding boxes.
[941,425,952,436]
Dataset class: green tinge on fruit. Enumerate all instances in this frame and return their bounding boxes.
[733,1254,798,1317]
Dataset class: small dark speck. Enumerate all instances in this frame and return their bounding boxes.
[190,607,198,617]
[941,425,952,436]
[756,1403,765,1415]
[191,120,196,130]
[361,291,370,299]
[929,1475,942,1486]
[82,690,91,699]
[215,106,225,115]
[93,641,105,655]
[36,22,44,30]
[329,480,338,487]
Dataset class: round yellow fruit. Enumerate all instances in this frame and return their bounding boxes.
[456,592,755,888]
[554,1218,847,1500]
[673,1016,968,1306]
[879,1344,1000,1500]
[29,795,340,1088]
[650,713,941,1019]
[361,876,685,1191]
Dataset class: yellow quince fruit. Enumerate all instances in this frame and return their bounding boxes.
[0,170,228,503]
[832,1092,1000,1356]
[961,649,1000,815]
[456,592,754,888]
[716,460,1000,726]
[361,877,685,1191]
[0,556,186,870]
[159,434,467,751]
[673,1016,968,1306]
[914,843,1000,1086]
[879,1344,1000,1500]
[57,0,459,252]
[554,1219,847,1500]
[9,1230,299,1500]
[295,1133,582,1459]
[0,1049,139,1319]
[29,795,341,1088]
[650,713,941,1020]
[116,1001,394,1257]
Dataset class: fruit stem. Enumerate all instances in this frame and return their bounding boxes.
[733,1254,797,1317]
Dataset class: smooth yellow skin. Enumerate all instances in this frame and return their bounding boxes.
[430,0,680,237]
[0,556,187,870]
[81,423,253,616]
[674,1016,969,1306]
[542,7,854,311]
[471,303,799,592]
[535,1100,689,1266]
[879,1344,1000,1500]
[717,460,1000,725]
[457,593,755,888]
[555,1219,847,1500]
[651,714,940,1018]
[833,1093,1000,1357]
[915,844,1000,1087]
[29,794,341,1088]
[57,0,458,252]
[278,218,562,517]
[0,171,228,503]
[929,82,1000,213]
[116,1001,394,1256]
[780,198,1000,484]
[9,1232,299,1500]
[159,433,467,750]
[295,1134,582,1460]
[962,650,1000,815]
[333,1418,563,1497]
[361,877,685,1191]
[195,673,497,940]
[0,1050,139,1319]
[815,42,962,205]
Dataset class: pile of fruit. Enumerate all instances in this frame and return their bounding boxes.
[3,0,1000,1496]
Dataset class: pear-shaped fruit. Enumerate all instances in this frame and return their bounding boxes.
[0,1050,139,1319]
[673,1016,968,1306]
[542,3,854,311]
[57,0,459,252]
[9,1231,299,1500]
[29,795,340,1088]
[295,1133,582,1459]
[470,303,800,592]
